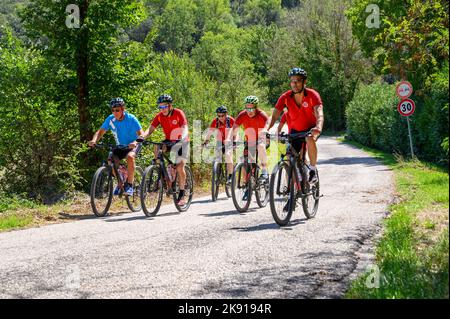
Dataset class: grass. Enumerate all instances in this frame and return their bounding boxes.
[0,194,39,213]
[340,136,449,299]
[0,214,33,230]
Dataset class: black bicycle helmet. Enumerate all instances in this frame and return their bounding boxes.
[215,105,228,113]
[157,94,173,104]
[110,97,125,108]
[288,67,307,78]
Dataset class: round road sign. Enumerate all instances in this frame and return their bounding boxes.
[398,98,415,116]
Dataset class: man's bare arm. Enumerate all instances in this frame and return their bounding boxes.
[313,104,324,132]
[142,125,156,139]
[268,108,282,130]
[89,128,106,146]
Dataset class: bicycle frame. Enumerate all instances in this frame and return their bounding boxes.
[270,132,310,196]
[145,141,178,192]
[235,141,260,188]
[96,144,130,193]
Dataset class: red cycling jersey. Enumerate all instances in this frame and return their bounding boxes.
[234,109,268,142]
[150,108,189,141]
[275,88,323,132]
[209,116,235,142]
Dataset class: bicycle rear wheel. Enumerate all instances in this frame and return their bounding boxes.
[90,166,113,217]
[174,165,194,212]
[140,165,163,216]
[269,162,294,226]
[301,167,320,219]
[126,166,144,212]
[231,162,252,213]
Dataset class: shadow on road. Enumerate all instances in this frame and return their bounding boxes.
[58,211,129,221]
[318,157,381,166]
[200,207,257,217]
[192,197,230,205]
[230,218,306,232]
[193,249,354,298]
[103,210,182,222]
[104,215,153,222]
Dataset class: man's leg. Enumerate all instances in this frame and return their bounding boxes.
[257,142,268,179]
[306,136,317,166]
[111,153,122,195]
[126,151,136,185]
[176,160,187,190]
[175,142,189,203]
[225,150,234,176]
[306,136,318,182]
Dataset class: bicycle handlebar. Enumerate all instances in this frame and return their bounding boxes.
[137,138,178,147]
[266,131,312,143]
[93,143,129,150]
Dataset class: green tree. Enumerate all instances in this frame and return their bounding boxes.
[242,0,282,26]
[347,0,449,91]
[191,28,266,114]
[153,0,197,54]
[22,0,147,142]
[0,26,83,200]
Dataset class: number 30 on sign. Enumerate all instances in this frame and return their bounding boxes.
[397,98,415,117]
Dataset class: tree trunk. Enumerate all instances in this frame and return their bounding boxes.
[77,0,92,143]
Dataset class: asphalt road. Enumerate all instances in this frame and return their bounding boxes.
[0,137,393,298]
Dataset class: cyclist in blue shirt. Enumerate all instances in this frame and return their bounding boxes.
[88,98,144,196]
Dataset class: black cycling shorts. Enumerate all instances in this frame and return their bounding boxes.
[290,127,317,153]
[112,144,142,160]
[163,140,190,162]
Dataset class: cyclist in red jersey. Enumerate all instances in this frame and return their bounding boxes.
[228,95,269,181]
[203,105,236,185]
[268,67,325,183]
[140,94,189,205]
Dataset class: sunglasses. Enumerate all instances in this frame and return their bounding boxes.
[217,114,226,118]
[245,108,256,112]
[111,108,122,113]
[158,104,169,110]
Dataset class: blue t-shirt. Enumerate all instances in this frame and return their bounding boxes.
[101,112,142,146]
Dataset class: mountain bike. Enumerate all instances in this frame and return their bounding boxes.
[139,140,194,216]
[202,143,232,201]
[267,131,321,226]
[231,141,269,213]
[90,144,144,217]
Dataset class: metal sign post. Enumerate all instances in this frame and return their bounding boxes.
[397,96,416,158]
[406,116,414,157]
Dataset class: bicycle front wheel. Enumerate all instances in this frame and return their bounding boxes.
[90,166,113,217]
[140,165,163,217]
[269,162,294,226]
[231,162,252,213]
[126,166,144,212]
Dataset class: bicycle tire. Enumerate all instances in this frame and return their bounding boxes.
[90,166,113,217]
[269,162,294,226]
[140,165,164,216]
[231,162,252,213]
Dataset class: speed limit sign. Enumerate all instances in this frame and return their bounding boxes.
[398,98,415,117]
